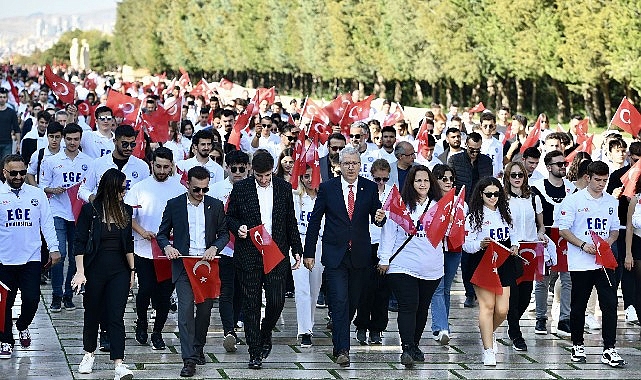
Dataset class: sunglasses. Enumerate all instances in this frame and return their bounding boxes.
[438,175,454,183]
[468,148,481,153]
[97,116,113,121]
[549,161,568,168]
[4,169,27,177]
[285,135,296,141]
[211,156,223,163]
[260,123,271,128]
[349,134,361,139]
[330,146,345,152]
[230,166,246,173]
[373,177,390,183]
[481,124,495,129]
[509,172,525,179]
[121,141,137,149]
[192,186,210,193]
[483,191,501,198]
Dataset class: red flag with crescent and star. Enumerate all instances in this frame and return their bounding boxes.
[611,97,641,137]
[519,115,541,154]
[44,64,75,105]
[621,156,641,198]
[249,224,285,274]
[564,134,594,163]
[549,227,568,272]
[66,182,86,222]
[516,242,545,284]
[421,188,456,247]
[218,78,234,91]
[140,108,171,143]
[383,104,405,127]
[106,89,141,125]
[323,94,353,125]
[256,86,276,105]
[471,241,512,294]
[0,281,8,333]
[341,94,375,127]
[162,96,182,123]
[151,238,172,282]
[182,257,221,303]
[589,231,618,269]
[301,98,330,125]
[446,187,466,251]
[468,102,485,113]
[575,118,589,144]
[178,67,191,89]
[383,184,416,235]
[228,103,254,149]
[132,129,147,160]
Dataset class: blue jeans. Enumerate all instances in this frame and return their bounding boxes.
[51,217,76,298]
[430,251,462,333]
[0,143,12,160]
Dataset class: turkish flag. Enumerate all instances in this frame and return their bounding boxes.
[383,104,405,127]
[249,224,285,274]
[106,89,141,124]
[151,238,172,282]
[0,281,9,333]
[77,101,91,116]
[290,129,307,190]
[589,231,618,269]
[421,188,456,247]
[228,103,254,149]
[471,241,512,294]
[564,134,594,163]
[383,184,416,235]
[323,94,353,125]
[190,79,211,98]
[83,77,97,91]
[7,77,19,106]
[176,167,189,188]
[141,108,171,143]
[257,86,276,105]
[549,227,568,272]
[308,118,331,144]
[468,102,485,113]
[219,77,234,91]
[502,125,513,145]
[611,97,641,137]
[621,158,641,198]
[132,129,147,160]
[416,128,432,160]
[162,96,182,122]
[341,94,375,126]
[66,182,86,222]
[516,242,545,284]
[446,187,466,251]
[182,257,221,303]
[301,99,330,125]
[519,115,541,154]
[44,64,75,105]
[575,118,589,144]
[178,67,191,89]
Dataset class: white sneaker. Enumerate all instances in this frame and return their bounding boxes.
[78,353,95,374]
[114,363,134,380]
[585,314,601,330]
[437,330,450,345]
[492,333,498,352]
[601,347,626,367]
[0,343,12,359]
[483,348,496,366]
[625,305,638,324]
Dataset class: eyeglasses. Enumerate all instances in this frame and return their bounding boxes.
[260,123,271,128]
[548,161,568,168]
[483,191,501,198]
[481,124,495,129]
[341,161,360,167]
[121,141,137,149]
[192,186,210,193]
[468,148,481,153]
[401,152,416,157]
[285,135,296,141]
[4,169,27,177]
[509,172,525,179]
[230,166,246,173]
[373,177,389,183]
[330,146,345,152]
[349,134,361,139]
[97,116,113,121]
[438,175,454,183]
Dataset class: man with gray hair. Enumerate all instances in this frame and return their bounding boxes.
[303,145,386,367]
[389,141,417,190]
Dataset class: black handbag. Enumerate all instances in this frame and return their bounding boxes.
[85,203,98,255]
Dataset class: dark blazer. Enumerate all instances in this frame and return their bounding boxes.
[73,201,134,270]
[448,149,493,202]
[226,176,302,271]
[304,176,384,269]
[156,193,229,281]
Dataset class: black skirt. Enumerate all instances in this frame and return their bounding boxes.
[469,238,520,288]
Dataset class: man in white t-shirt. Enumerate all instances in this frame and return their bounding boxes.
[80,106,115,159]
[478,113,503,178]
[557,161,625,368]
[124,147,186,350]
[176,130,224,182]
[376,126,397,164]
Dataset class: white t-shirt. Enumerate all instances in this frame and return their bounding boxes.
[210,178,235,257]
[176,157,224,183]
[370,185,392,244]
[78,154,150,202]
[163,139,190,163]
[463,206,512,254]
[557,188,620,271]
[124,176,186,259]
[508,194,542,242]
[481,137,503,177]
[27,147,58,177]
[630,195,641,237]
[80,130,115,159]
[39,151,93,221]
[376,148,397,164]
[359,150,379,181]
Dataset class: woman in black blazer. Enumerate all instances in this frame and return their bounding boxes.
[72,168,135,380]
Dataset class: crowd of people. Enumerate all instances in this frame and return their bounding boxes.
[0,66,638,379]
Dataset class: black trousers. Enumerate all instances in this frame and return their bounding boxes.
[461,252,476,298]
[236,259,288,358]
[83,269,130,360]
[354,244,390,333]
[615,231,637,308]
[218,255,242,335]
[570,269,618,349]
[507,281,533,340]
[387,273,441,347]
[0,261,41,345]
[135,255,174,333]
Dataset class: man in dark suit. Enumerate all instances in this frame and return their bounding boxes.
[157,166,229,378]
[304,146,386,367]
[226,151,303,369]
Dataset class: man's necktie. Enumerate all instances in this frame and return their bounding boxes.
[348,185,354,220]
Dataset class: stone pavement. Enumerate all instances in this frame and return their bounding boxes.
[1,274,641,379]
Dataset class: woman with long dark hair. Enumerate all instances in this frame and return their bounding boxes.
[463,177,519,366]
[72,168,135,379]
[378,165,443,367]
[275,148,294,182]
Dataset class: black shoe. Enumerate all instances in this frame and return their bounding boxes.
[135,320,148,345]
[169,294,178,312]
[512,337,528,351]
[50,296,62,313]
[261,336,272,359]
[316,292,327,308]
[62,297,76,311]
[535,318,547,335]
[99,331,110,352]
[180,360,196,377]
[285,291,294,298]
[195,351,206,365]
[557,319,571,336]
[326,318,333,331]
[335,350,350,367]
[411,344,425,362]
[400,344,415,367]
[300,333,313,348]
[464,295,476,308]
[248,356,262,369]
[356,328,367,345]
[388,299,398,312]
[151,332,166,350]
[369,331,382,345]
[40,273,47,285]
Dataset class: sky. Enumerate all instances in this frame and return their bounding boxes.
[2,0,118,18]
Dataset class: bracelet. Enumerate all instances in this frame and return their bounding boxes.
[580,242,586,251]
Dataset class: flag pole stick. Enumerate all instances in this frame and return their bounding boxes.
[603,267,613,287]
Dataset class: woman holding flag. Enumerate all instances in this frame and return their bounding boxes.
[463,177,520,366]
[378,165,443,367]
[503,161,548,352]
